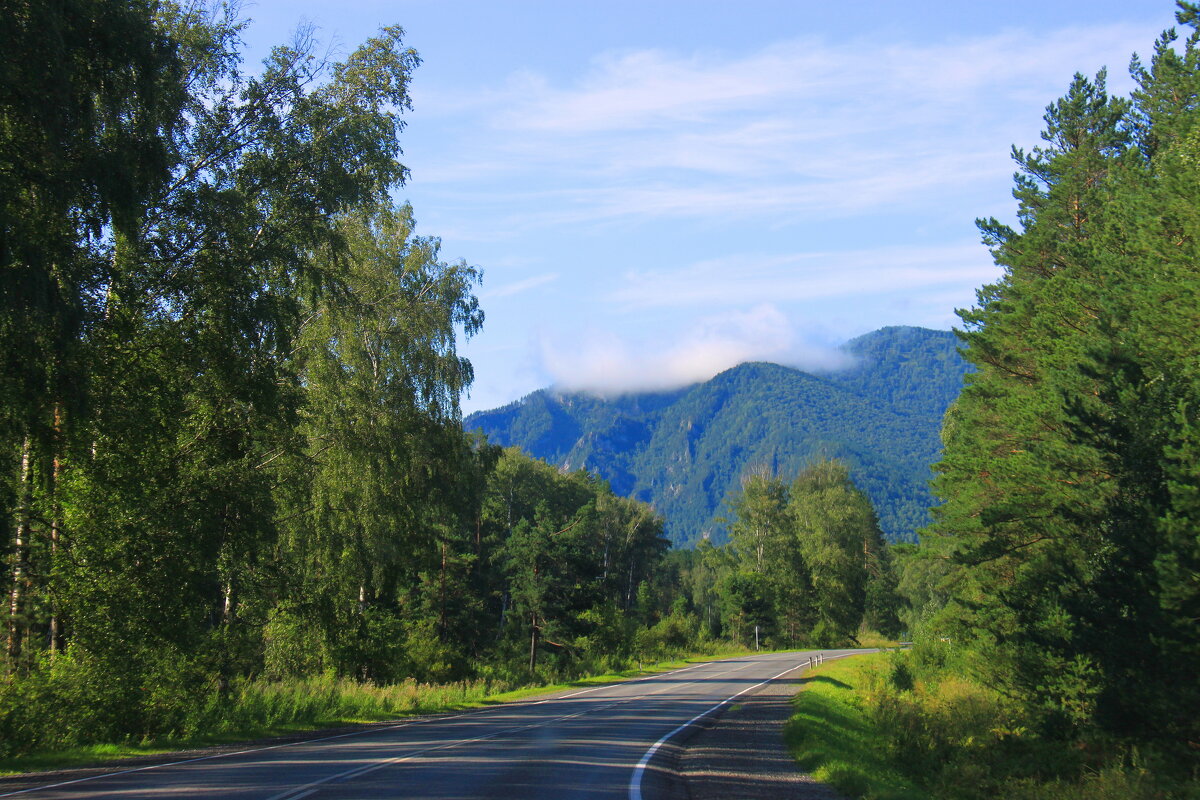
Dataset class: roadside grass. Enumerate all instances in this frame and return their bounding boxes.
[854,630,902,649]
[785,649,1198,800]
[0,648,748,777]
[477,657,695,705]
[784,652,924,800]
[0,742,187,778]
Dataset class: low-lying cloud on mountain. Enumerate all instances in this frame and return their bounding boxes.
[469,325,971,545]
[538,303,855,395]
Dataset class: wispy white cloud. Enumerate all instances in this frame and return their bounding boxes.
[608,243,1000,311]
[491,26,1146,137]
[528,150,1004,224]
[409,146,1007,238]
[492,46,817,134]
[410,16,1157,408]
[539,304,852,395]
[483,272,559,299]
[412,22,1153,229]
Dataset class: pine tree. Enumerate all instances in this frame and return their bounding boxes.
[930,5,1200,753]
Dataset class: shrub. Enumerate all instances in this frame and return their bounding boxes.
[886,652,915,692]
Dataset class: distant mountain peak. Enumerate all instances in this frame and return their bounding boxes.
[465,326,968,546]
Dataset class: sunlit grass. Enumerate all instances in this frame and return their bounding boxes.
[782,650,1191,800]
[783,652,924,800]
[854,630,903,649]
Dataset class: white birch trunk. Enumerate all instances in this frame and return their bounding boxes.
[7,435,32,668]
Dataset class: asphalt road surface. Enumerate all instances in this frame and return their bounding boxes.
[0,649,863,800]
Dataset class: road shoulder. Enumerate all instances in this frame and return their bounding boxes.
[676,670,845,800]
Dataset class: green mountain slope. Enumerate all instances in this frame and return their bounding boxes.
[465,326,968,545]
[832,325,971,418]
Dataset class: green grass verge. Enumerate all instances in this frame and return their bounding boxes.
[476,657,697,704]
[784,652,924,800]
[0,650,748,778]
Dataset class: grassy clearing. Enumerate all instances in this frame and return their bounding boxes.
[784,652,924,800]
[0,650,745,777]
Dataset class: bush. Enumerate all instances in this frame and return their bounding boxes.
[885,652,914,692]
[263,607,329,680]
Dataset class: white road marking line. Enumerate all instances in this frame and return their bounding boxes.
[267,696,638,800]
[0,656,734,799]
[268,659,772,800]
[627,650,864,800]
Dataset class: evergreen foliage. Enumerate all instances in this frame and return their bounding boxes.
[914,2,1200,783]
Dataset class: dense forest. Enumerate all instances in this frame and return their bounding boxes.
[887,3,1200,794]
[18,1,1200,794]
[0,0,671,754]
[0,1,902,759]
[467,325,969,545]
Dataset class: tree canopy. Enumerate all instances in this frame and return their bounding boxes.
[0,4,680,755]
[923,1,1200,761]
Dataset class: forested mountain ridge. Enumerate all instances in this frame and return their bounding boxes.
[466,326,969,545]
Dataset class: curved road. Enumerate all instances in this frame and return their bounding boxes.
[0,650,864,800]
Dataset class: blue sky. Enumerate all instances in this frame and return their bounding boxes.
[238,1,1176,413]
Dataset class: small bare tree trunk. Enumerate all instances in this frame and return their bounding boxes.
[48,518,59,656]
[7,435,33,670]
[498,591,508,637]
[626,562,635,609]
[48,404,64,656]
[438,540,449,639]
[528,613,538,673]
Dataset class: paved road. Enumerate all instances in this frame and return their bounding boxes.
[0,650,863,800]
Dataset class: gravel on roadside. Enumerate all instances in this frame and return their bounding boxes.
[674,668,846,800]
